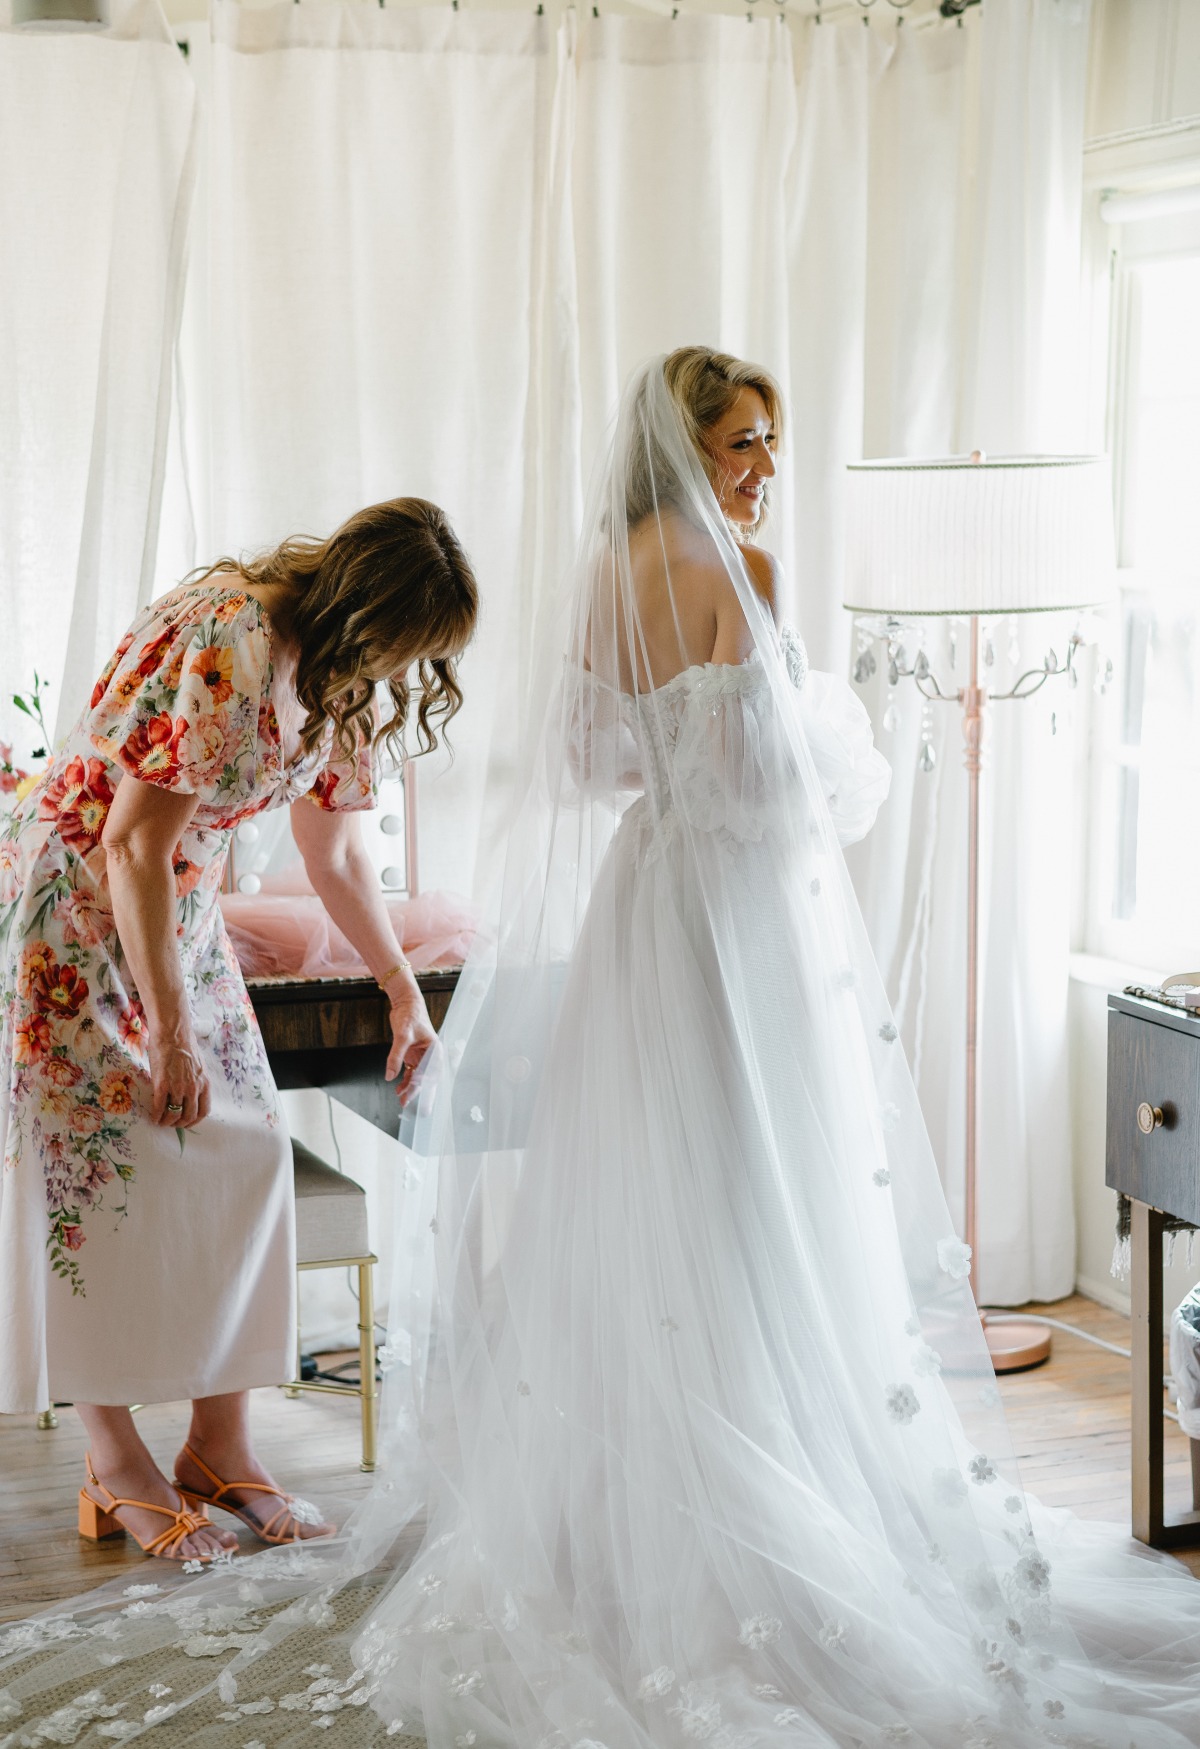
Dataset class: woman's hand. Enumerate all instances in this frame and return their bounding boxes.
[385,978,436,1108]
[290,803,440,1110]
[149,1031,211,1129]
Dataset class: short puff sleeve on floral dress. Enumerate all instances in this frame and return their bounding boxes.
[0,582,375,1413]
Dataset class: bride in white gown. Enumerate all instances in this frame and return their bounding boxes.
[346,350,1200,1747]
[5,348,1200,1747]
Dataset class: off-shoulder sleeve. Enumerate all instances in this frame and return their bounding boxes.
[797,671,891,848]
[777,622,891,846]
[671,648,889,849]
[563,670,643,799]
[87,591,269,812]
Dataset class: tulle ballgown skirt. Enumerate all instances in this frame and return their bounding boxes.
[357,798,1200,1749]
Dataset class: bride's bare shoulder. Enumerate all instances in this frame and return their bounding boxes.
[737,542,783,624]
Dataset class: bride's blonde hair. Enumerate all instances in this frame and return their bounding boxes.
[196,498,478,762]
[624,346,784,535]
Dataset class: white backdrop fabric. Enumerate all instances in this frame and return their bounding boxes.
[31,0,1085,1319]
[845,0,1093,1305]
[0,0,195,756]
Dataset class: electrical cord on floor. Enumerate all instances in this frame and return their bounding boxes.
[982,1310,1132,1360]
[982,1309,1185,1425]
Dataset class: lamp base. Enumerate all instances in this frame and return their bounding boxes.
[982,1311,1052,1373]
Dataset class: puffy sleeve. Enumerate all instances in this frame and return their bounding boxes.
[88,591,269,813]
[796,670,891,848]
[671,632,890,849]
[563,669,643,800]
[778,622,890,846]
[305,724,378,814]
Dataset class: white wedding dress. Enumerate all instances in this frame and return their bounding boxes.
[4,361,1200,1748]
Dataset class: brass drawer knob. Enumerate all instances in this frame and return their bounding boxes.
[1136,1102,1164,1135]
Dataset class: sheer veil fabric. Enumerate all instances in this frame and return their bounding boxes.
[5,361,1200,1746]
[349,362,1200,1745]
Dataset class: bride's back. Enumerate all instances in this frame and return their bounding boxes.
[597,506,777,696]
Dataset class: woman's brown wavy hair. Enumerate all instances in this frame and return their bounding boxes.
[197,498,478,764]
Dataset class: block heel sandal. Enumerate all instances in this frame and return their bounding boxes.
[78,1454,226,1562]
[175,1442,333,1545]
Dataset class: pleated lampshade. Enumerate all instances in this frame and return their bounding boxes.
[843,455,1117,617]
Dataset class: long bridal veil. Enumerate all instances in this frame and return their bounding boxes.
[5,357,1200,1747]
[345,358,1200,1747]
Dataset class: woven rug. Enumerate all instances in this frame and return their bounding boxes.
[0,1574,430,1748]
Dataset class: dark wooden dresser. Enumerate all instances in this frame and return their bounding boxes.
[247,969,460,1140]
[1106,992,1200,1547]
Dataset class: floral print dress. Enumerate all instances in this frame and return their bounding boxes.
[0,582,375,1412]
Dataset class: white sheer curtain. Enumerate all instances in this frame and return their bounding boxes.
[541,7,1090,1302]
[158,0,1089,1316]
[843,0,1094,1304]
[172,0,554,897]
[0,0,194,755]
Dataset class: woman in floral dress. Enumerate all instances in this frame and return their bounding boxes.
[0,497,478,1562]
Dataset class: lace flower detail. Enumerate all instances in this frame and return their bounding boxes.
[0,1693,21,1724]
[937,1236,972,1278]
[912,1343,942,1377]
[1043,1700,1065,1719]
[969,1454,997,1485]
[752,1684,781,1699]
[818,1620,847,1652]
[738,1614,782,1650]
[637,1667,676,1700]
[774,1709,806,1727]
[667,1683,721,1740]
[1004,1495,1024,1515]
[878,1022,898,1043]
[872,1168,892,1188]
[1011,1551,1051,1596]
[446,1670,483,1698]
[980,1647,1027,1700]
[287,1496,324,1526]
[885,1383,920,1424]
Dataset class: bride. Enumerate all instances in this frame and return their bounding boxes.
[348,350,1200,1746]
[6,349,1200,1747]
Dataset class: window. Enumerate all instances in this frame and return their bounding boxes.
[1087,200,1200,970]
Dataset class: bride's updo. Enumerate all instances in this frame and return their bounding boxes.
[622,345,784,533]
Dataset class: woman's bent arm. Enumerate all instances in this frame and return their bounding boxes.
[290,799,435,1100]
[101,777,210,1128]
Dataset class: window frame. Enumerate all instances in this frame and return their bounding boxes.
[1081,178,1200,972]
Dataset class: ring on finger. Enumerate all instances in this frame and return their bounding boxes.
[166,1099,184,1113]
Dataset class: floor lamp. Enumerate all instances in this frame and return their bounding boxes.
[843,453,1116,1373]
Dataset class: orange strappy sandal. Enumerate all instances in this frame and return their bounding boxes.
[78,1454,227,1562]
[174,1443,333,1545]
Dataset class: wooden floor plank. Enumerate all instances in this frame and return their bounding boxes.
[2,1293,1197,1622]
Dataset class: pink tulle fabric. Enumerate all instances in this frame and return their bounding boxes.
[219,872,477,979]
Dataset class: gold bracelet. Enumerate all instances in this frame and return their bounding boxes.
[377,960,412,992]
